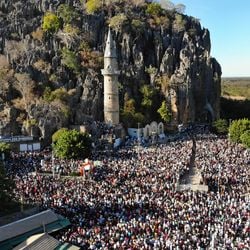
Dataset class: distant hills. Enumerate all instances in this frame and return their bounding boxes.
[220,77,250,119]
[221,77,250,100]
[222,77,250,80]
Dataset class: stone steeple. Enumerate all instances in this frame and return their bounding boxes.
[101,28,120,125]
[104,28,117,58]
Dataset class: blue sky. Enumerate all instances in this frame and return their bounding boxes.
[171,0,250,77]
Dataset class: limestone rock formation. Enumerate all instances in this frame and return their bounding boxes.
[0,0,221,143]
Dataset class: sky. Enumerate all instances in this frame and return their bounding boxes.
[171,0,250,77]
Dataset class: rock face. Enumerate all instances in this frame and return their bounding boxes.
[0,0,221,143]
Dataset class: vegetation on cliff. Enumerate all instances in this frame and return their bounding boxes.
[0,0,221,143]
[157,101,171,123]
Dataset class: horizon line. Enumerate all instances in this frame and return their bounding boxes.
[222,76,250,78]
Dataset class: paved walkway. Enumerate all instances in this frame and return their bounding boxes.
[178,137,208,192]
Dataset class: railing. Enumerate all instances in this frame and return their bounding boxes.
[0,135,33,143]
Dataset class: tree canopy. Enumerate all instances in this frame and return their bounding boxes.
[52,129,92,159]
[61,47,80,74]
[229,118,250,143]
[57,4,79,25]
[109,14,128,31]
[240,130,250,148]
[121,93,145,127]
[42,12,61,33]
[85,0,102,14]
[43,87,69,103]
[140,85,156,108]
[212,119,228,135]
[52,127,69,143]
[157,101,171,123]
[146,2,162,16]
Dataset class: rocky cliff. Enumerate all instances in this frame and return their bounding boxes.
[0,0,221,143]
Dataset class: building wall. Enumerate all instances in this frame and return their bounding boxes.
[103,62,120,125]
[104,57,118,69]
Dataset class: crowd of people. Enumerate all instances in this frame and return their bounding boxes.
[5,151,47,178]
[196,137,249,195]
[4,128,250,249]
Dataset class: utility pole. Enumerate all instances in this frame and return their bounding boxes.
[43,221,46,233]
[52,151,55,178]
[137,122,140,159]
[218,164,221,198]
[20,195,24,213]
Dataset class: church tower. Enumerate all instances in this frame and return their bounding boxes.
[101,28,120,125]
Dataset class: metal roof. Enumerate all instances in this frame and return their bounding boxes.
[56,243,80,250]
[13,233,80,250]
[0,209,70,250]
[13,233,59,250]
[0,209,60,242]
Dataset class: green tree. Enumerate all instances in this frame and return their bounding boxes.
[140,85,156,108]
[212,119,228,134]
[121,93,145,127]
[109,14,128,31]
[139,84,162,123]
[42,12,61,33]
[57,4,79,24]
[146,2,162,16]
[155,74,170,93]
[52,128,69,144]
[51,88,69,103]
[131,19,145,33]
[0,142,11,160]
[240,130,250,148]
[121,111,145,128]
[63,24,80,35]
[121,111,134,127]
[123,93,136,113]
[145,65,157,75]
[23,119,38,130]
[133,112,145,125]
[61,48,80,73]
[173,13,186,32]
[85,0,102,14]
[43,87,53,102]
[52,129,92,159]
[43,87,69,103]
[157,101,171,123]
[229,118,250,143]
